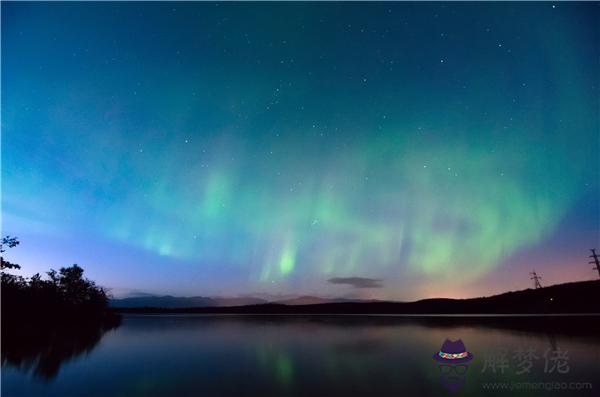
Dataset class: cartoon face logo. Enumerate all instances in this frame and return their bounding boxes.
[433,339,473,393]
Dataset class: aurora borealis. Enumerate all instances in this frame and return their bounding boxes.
[2,2,598,300]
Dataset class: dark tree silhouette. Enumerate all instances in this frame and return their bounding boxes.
[1,235,20,252]
[1,236,112,319]
[2,262,113,322]
[1,235,21,270]
[1,236,120,378]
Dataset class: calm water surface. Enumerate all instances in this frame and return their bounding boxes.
[2,314,599,396]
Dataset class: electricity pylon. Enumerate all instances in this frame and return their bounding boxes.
[530,270,543,289]
[590,249,600,279]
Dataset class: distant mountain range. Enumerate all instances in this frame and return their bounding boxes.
[109,295,371,308]
[112,280,600,314]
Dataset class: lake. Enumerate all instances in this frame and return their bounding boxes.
[2,314,599,396]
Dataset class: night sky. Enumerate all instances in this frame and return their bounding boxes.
[2,2,599,300]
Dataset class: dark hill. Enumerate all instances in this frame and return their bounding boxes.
[115,280,600,315]
[110,295,267,308]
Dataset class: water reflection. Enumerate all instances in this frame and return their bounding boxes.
[2,315,599,396]
[2,319,120,379]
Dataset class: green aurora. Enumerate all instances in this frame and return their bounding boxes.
[2,2,598,298]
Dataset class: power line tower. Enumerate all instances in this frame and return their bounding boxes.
[590,249,600,279]
[530,270,543,289]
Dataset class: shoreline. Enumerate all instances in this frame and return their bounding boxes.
[116,312,600,317]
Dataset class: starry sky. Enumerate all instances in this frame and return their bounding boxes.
[2,2,599,300]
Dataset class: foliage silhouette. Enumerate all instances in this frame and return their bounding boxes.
[1,235,21,270]
[1,236,120,379]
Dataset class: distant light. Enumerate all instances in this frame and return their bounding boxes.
[550,297,554,301]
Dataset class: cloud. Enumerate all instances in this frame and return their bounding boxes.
[328,277,383,289]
